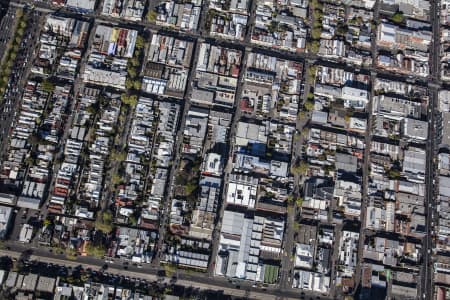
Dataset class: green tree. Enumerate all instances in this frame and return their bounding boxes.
[102,211,113,223]
[185,182,198,196]
[19,20,27,29]
[65,247,77,260]
[130,56,140,67]
[391,12,404,24]
[129,215,137,226]
[9,51,16,61]
[16,27,24,37]
[41,79,55,93]
[388,169,401,179]
[147,11,157,22]
[164,264,177,277]
[86,244,106,258]
[111,150,126,161]
[111,173,122,185]
[267,21,279,33]
[304,100,315,111]
[43,219,51,227]
[311,27,322,40]
[122,94,137,107]
[95,210,114,233]
[291,161,309,175]
[127,67,137,79]
[133,80,142,90]
[125,78,134,90]
[301,127,310,136]
[307,40,320,54]
[135,35,145,49]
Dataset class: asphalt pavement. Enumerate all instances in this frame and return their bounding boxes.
[421,0,441,299]
[0,243,333,300]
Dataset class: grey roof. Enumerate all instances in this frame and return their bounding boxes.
[391,283,417,299]
[191,88,214,104]
[311,111,328,125]
[440,176,450,197]
[222,210,245,235]
[441,112,450,148]
[403,118,428,140]
[335,153,358,173]
[403,149,426,174]
[36,276,56,293]
[315,84,342,98]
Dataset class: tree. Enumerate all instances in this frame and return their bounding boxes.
[313,9,323,21]
[12,44,19,53]
[86,244,106,258]
[65,247,77,260]
[388,169,401,179]
[391,11,404,24]
[185,182,198,196]
[301,127,309,137]
[307,40,320,54]
[304,100,315,111]
[122,94,138,107]
[128,215,137,226]
[111,150,126,162]
[130,56,140,67]
[135,35,145,49]
[16,27,24,37]
[95,210,114,234]
[311,27,322,40]
[43,219,51,227]
[295,197,304,207]
[41,79,55,93]
[267,21,279,33]
[147,11,157,22]
[291,161,309,175]
[102,211,113,223]
[86,105,97,115]
[164,264,177,277]
[111,173,122,185]
[287,195,294,204]
[9,51,16,62]
[133,80,142,90]
[19,20,27,29]
[125,78,134,90]
[127,67,137,79]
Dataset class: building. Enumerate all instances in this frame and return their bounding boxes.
[226,174,258,208]
[65,0,96,13]
[403,118,428,141]
[215,210,284,282]
[0,205,12,239]
[403,148,426,182]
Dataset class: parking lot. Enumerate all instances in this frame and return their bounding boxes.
[8,207,42,243]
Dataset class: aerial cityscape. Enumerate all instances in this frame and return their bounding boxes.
[0,0,446,299]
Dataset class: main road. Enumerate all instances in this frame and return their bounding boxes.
[0,246,332,300]
[421,0,441,299]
